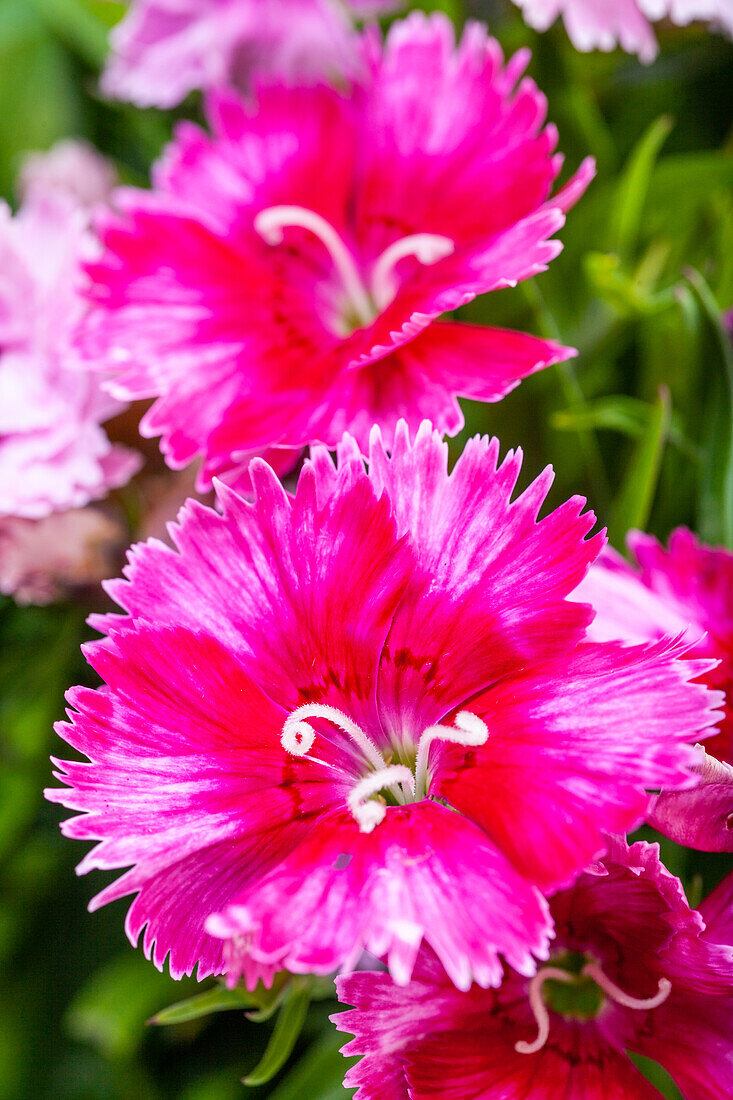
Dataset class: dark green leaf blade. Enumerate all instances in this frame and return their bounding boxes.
[243,983,311,1087]
[608,387,671,546]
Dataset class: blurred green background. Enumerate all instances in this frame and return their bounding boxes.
[1,1,732,1096]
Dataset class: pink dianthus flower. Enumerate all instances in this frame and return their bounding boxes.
[576,528,733,764]
[335,837,733,1099]
[77,13,594,491]
[48,423,720,989]
[575,528,733,852]
[513,0,733,62]
[100,0,397,109]
[0,194,140,522]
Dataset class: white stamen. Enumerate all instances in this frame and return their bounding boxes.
[254,205,374,326]
[370,233,455,310]
[347,765,416,833]
[515,967,574,1055]
[581,963,672,1011]
[281,719,316,756]
[281,704,387,771]
[413,711,488,801]
[515,962,673,1056]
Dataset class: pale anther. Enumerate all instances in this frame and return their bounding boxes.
[414,710,488,801]
[515,967,574,1055]
[370,233,455,310]
[254,205,374,326]
[281,704,387,770]
[581,963,672,1011]
[347,765,416,834]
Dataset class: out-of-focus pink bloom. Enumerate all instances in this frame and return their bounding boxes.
[575,529,733,763]
[101,0,390,109]
[649,745,733,851]
[0,196,140,522]
[18,139,117,211]
[513,0,733,62]
[335,837,733,1099]
[47,423,720,988]
[77,13,594,491]
[0,508,123,605]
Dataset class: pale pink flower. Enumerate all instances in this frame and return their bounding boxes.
[77,13,593,490]
[18,139,116,211]
[47,423,719,988]
[335,838,733,1099]
[101,0,387,109]
[0,195,140,522]
[0,508,123,605]
[513,0,733,62]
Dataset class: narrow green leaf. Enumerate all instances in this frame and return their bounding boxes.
[608,387,671,546]
[267,1029,356,1100]
[552,395,650,437]
[30,0,111,66]
[610,115,673,260]
[685,268,733,546]
[150,985,263,1026]
[243,983,311,1087]
[245,979,294,1023]
[552,396,695,456]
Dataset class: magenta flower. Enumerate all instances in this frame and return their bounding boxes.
[100,0,390,109]
[76,13,593,490]
[575,528,733,764]
[513,0,733,62]
[0,194,140,522]
[649,746,733,852]
[335,837,733,1099]
[47,423,719,989]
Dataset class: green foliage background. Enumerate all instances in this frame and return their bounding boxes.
[0,1,732,1096]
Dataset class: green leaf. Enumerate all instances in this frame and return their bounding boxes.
[0,11,82,199]
[30,0,112,66]
[629,1053,683,1099]
[609,115,673,260]
[608,387,671,546]
[583,251,672,317]
[150,985,265,1027]
[552,395,652,437]
[552,395,694,456]
[267,1029,356,1100]
[685,268,733,546]
[243,982,311,1087]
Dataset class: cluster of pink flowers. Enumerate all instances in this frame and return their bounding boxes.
[0,142,140,603]
[10,4,728,1098]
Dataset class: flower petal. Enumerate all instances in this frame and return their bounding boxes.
[207,801,552,991]
[649,747,733,852]
[369,422,603,739]
[433,639,722,891]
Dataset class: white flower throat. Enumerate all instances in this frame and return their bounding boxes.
[281,702,488,833]
[255,204,455,334]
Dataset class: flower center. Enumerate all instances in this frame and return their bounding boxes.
[280,703,488,833]
[515,951,672,1055]
[254,204,455,333]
